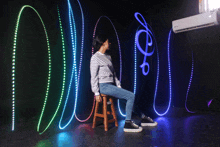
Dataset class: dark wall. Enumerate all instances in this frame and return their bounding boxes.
[1,0,220,128]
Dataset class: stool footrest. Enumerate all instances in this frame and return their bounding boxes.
[96,111,112,118]
[108,119,116,124]
[96,113,104,118]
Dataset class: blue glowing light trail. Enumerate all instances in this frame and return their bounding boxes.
[59,0,78,130]
[74,0,95,122]
[153,29,173,116]
[134,29,138,94]
[185,51,195,113]
[59,0,88,128]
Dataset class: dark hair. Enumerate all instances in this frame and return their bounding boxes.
[92,33,109,51]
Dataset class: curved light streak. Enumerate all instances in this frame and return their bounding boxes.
[208,99,213,107]
[133,25,147,94]
[92,16,124,117]
[74,0,95,122]
[185,51,195,113]
[153,29,173,116]
[58,0,78,130]
[133,30,137,94]
[12,5,52,131]
[37,6,67,134]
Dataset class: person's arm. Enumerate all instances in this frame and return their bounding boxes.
[108,55,121,88]
[90,56,100,96]
[114,72,121,88]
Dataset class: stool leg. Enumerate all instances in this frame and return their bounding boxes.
[103,96,108,131]
[92,100,99,128]
[109,98,118,127]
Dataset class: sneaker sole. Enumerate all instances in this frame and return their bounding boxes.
[124,127,143,132]
[141,122,158,127]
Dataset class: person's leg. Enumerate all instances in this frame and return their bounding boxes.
[99,83,143,132]
[132,95,158,127]
[99,83,134,120]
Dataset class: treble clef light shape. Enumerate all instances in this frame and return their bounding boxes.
[134,12,154,76]
[134,12,172,116]
[11,5,52,131]
[37,6,67,134]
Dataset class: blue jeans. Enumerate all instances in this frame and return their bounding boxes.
[99,83,135,120]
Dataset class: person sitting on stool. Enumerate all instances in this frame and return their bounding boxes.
[90,33,157,132]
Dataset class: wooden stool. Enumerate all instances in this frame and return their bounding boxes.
[92,94,118,131]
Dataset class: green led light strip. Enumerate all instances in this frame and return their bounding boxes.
[12,5,51,131]
[12,5,66,134]
[37,6,67,134]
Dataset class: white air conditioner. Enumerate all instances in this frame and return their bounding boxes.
[172,9,220,33]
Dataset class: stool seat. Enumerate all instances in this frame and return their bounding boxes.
[92,94,118,131]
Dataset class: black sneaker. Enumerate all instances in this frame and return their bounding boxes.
[124,120,143,132]
[141,116,158,127]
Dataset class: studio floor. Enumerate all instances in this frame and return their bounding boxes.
[1,107,220,147]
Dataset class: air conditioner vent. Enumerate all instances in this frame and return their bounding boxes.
[175,22,215,33]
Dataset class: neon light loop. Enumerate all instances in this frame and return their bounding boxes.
[153,29,173,116]
[185,51,195,113]
[92,16,125,117]
[73,0,95,122]
[12,5,52,131]
[134,12,154,76]
[37,6,67,134]
[58,0,78,130]
[59,0,92,128]
[142,22,161,116]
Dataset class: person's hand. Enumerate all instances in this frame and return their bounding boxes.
[95,95,102,102]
